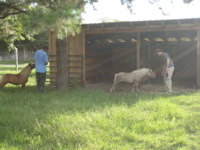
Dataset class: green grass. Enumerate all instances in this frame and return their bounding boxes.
[0,62,200,150]
[0,60,32,75]
[0,60,32,65]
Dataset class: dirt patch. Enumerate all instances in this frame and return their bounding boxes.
[85,81,199,94]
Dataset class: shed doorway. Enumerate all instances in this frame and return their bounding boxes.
[84,31,197,86]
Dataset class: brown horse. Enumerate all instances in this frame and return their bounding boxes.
[0,63,35,89]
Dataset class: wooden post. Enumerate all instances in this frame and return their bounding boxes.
[67,32,85,85]
[148,42,151,68]
[82,30,86,84]
[49,30,57,86]
[23,47,26,60]
[14,47,18,71]
[136,32,140,69]
[197,29,200,86]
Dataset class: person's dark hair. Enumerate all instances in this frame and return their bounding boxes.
[42,45,49,50]
[155,49,162,54]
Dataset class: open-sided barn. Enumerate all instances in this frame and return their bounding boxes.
[49,18,200,86]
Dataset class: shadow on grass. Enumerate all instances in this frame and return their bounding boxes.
[0,85,199,149]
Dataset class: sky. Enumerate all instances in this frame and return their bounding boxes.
[82,0,200,23]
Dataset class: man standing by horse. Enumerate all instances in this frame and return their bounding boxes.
[155,49,175,93]
[34,45,49,93]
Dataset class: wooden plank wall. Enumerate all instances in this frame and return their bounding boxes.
[136,33,140,69]
[67,31,85,84]
[85,42,113,84]
[48,31,85,86]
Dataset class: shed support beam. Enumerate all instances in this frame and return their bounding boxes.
[136,33,140,69]
[148,42,151,68]
[82,31,86,84]
[197,29,200,86]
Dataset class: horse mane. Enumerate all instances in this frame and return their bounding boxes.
[19,63,34,78]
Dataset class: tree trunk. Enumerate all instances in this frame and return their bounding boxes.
[56,38,68,91]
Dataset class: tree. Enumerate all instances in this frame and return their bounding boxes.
[0,0,194,90]
[0,1,27,19]
[0,1,37,50]
[0,0,98,90]
[23,0,98,90]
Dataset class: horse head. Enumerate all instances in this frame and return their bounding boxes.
[29,63,35,69]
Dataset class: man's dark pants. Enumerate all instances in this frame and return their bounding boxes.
[36,72,46,93]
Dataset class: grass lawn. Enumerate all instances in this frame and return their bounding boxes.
[0,61,200,150]
[0,60,33,65]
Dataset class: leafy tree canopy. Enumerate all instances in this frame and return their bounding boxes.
[0,0,98,49]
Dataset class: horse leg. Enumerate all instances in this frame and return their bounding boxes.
[0,84,5,89]
[21,83,26,89]
[132,81,138,92]
[135,82,139,92]
[131,82,135,93]
[0,78,8,89]
[0,82,7,89]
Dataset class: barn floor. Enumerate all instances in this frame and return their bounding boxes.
[85,80,199,94]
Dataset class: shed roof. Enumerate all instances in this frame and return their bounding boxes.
[82,18,200,35]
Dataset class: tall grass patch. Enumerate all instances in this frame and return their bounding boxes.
[1,88,200,150]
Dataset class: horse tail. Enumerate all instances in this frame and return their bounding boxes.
[113,74,117,84]
[0,77,2,84]
[0,75,4,83]
[0,75,6,89]
[110,73,119,93]
[114,73,122,85]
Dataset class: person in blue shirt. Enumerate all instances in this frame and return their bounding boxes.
[34,45,49,93]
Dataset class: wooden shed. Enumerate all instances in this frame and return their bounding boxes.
[49,18,200,86]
